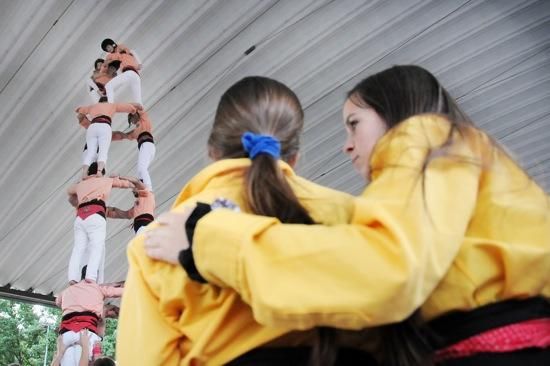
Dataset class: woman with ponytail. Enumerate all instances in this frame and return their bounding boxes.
[116,76,377,365]
[143,66,550,365]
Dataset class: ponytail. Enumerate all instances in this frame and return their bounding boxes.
[243,133,338,365]
[246,154,314,224]
[209,76,339,365]
[241,132,314,224]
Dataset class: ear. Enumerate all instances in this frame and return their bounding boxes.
[287,153,299,168]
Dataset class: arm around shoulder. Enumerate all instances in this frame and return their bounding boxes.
[192,121,482,329]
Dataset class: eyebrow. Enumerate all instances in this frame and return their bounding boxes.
[345,113,357,126]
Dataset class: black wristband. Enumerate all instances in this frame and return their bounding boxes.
[178,202,212,283]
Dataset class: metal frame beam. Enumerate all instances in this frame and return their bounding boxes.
[0,284,56,307]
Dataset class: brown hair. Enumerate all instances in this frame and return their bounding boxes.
[208,76,314,224]
[209,76,342,364]
[93,357,115,366]
[346,65,482,366]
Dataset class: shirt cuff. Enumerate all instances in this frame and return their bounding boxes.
[178,202,212,283]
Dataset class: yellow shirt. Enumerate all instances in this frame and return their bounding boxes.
[116,159,355,365]
[192,114,550,330]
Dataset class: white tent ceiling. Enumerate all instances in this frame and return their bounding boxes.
[0,0,549,304]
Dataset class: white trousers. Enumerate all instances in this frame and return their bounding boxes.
[84,123,111,166]
[68,214,106,283]
[82,144,98,165]
[60,329,101,366]
[106,70,142,104]
[85,242,105,283]
[137,141,155,191]
[86,79,103,103]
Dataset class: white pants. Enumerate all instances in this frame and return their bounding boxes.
[85,243,105,283]
[84,123,111,166]
[137,141,155,191]
[82,144,98,165]
[106,70,142,104]
[60,329,101,366]
[68,214,106,283]
[86,79,103,103]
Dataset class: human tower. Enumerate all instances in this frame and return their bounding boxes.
[52,38,156,365]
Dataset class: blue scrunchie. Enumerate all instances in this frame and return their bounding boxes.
[241,132,281,160]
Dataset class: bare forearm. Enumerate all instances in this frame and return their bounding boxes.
[118,175,145,189]
[112,131,127,141]
[79,344,89,366]
[107,206,132,219]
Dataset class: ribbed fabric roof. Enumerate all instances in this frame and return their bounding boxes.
[0,0,548,301]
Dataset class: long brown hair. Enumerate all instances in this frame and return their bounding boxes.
[346,65,484,366]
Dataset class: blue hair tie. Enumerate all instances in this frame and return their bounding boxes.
[241,132,281,160]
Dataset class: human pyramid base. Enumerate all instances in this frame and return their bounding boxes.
[51,38,155,366]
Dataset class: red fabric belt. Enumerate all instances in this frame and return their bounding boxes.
[59,313,99,335]
[435,318,550,362]
[77,200,106,220]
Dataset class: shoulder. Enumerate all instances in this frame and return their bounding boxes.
[172,187,246,216]
[383,114,453,147]
[371,114,479,170]
[290,175,355,225]
[171,160,250,208]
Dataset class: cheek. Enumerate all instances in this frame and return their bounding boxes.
[356,129,374,157]
[366,126,386,156]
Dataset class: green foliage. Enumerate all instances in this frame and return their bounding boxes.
[102,318,118,358]
[0,298,60,366]
[0,298,119,365]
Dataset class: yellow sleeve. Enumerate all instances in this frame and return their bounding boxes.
[116,232,186,365]
[193,116,482,330]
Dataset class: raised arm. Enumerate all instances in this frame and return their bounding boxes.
[118,175,147,190]
[189,116,482,330]
[78,330,90,366]
[50,335,67,366]
[77,113,91,129]
[75,105,91,115]
[114,103,139,114]
[55,294,62,308]
[117,43,131,54]
[105,52,118,63]
[111,176,135,189]
[106,206,133,219]
[100,284,124,298]
[111,131,128,141]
